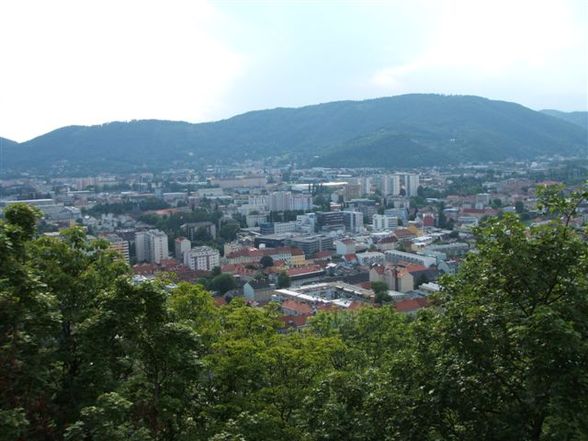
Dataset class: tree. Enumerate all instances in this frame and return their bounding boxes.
[219,222,240,242]
[0,204,60,440]
[1,186,586,441]
[210,273,238,294]
[260,255,274,268]
[372,281,390,305]
[399,184,588,440]
[491,198,503,209]
[277,272,291,289]
[414,273,429,287]
[515,200,525,214]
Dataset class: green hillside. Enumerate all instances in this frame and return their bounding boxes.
[3,94,587,174]
[0,137,18,147]
[541,109,588,130]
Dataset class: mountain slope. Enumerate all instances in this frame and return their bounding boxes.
[541,109,588,131]
[3,94,587,174]
[0,137,18,147]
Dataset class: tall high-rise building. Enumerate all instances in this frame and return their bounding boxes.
[135,229,169,263]
[403,174,420,197]
[269,191,291,212]
[342,210,364,233]
[377,175,401,196]
[389,174,401,196]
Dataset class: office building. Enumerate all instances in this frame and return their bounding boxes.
[290,235,334,257]
[342,210,364,233]
[316,211,345,231]
[347,198,377,222]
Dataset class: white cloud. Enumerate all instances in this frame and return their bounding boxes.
[0,0,247,141]
[371,0,585,98]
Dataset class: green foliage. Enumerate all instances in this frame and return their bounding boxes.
[491,198,503,208]
[86,198,170,216]
[541,109,588,130]
[219,222,241,242]
[371,281,390,305]
[4,95,587,173]
[259,255,274,268]
[1,185,586,440]
[277,271,291,288]
[446,175,485,196]
[209,272,238,294]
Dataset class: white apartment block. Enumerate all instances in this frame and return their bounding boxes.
[135,229,169,264]
[184,246,220,271]
[378,175,401,196]
[384,250,437,268]
[403,174,420,197]
[372,214,400,231]
[247,195,269,211]
[267,191,312,212]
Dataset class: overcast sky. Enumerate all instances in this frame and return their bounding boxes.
[1,0,586,142]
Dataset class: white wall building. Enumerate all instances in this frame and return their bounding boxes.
[184,246,220,271]
[372,214,400,231]
[403,174,420,197]
[384,250,437,268]
[135,229,169,263]
[267,191,312,212]
[174,237,191,261]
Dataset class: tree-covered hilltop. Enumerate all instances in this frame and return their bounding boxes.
[1,185,587,441]
[541,109,588,131]
[3,95,587,174]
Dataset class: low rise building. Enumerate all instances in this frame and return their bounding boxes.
[184,246,220,271]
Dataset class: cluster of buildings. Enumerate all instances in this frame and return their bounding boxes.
[1,159,585,328]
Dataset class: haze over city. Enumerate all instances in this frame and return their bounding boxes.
[1,0,586,142]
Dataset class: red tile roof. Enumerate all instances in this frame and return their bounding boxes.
[394,229,416,239]
[213,296,227,306]
[278,314,310,329]
[403,264,429,273]
[282,300,313,315]
[314,250,333,259]
[286,265,324,277]
[379,235,398,244]
[344,253,358,262]
[394,297,429,313]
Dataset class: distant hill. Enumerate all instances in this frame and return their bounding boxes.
[3,94,587,174]
[541,109,588,131]
[0,137,18,147]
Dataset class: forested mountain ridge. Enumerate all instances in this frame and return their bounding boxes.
[0,136,17,147]
[541,109,588,130]
[1,185,587,440]
[2,94,587,174]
